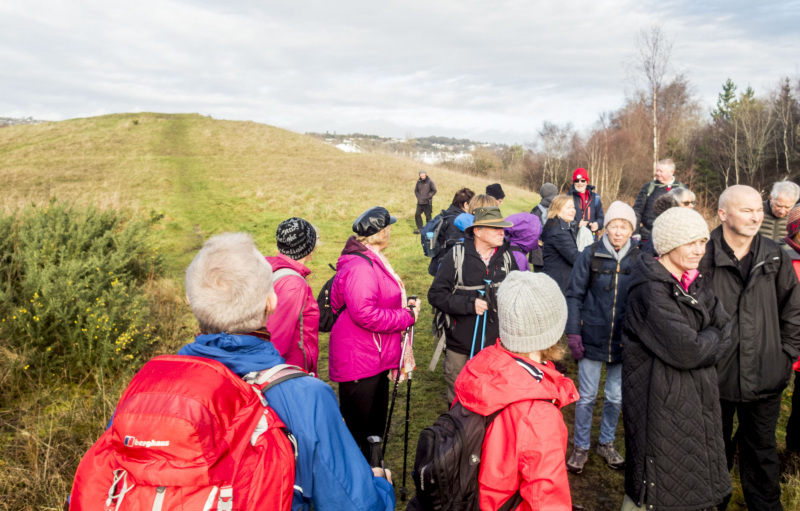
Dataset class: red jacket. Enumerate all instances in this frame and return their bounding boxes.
[455,343,578,511]
[265,254,320,376]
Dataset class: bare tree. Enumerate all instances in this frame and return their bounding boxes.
[536,121,574,189]
[633,25,674,175]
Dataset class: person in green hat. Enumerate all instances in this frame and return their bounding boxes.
[428,206,519,404]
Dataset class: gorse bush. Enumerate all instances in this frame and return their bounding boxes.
[0,201,163,382]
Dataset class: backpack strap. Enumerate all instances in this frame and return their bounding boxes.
[271,268,310,372]
[253,364,309,391]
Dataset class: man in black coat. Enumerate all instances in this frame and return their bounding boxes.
[428,206,518,404]
[700,185,800,510]
[631,158,684,243]
[414,169,437,233]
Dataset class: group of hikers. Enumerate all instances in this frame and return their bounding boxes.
[67,161,800,511]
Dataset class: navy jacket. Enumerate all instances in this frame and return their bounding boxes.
[569,185,604,230]
[565,239,640,363]
[541,217,579,294]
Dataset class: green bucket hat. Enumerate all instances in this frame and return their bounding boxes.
[466,206,513,233]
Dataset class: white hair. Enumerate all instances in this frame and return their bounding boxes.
[669,187,695,203]
[770,180,800,202]
[657,158,676,173]
[185,232,273,334]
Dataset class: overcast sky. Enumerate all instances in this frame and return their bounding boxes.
[2,0,799,144]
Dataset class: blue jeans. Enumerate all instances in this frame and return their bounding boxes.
[574,358,622,450]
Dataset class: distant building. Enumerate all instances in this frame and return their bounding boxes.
[335,142,363,153]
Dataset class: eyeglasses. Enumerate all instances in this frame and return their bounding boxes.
[574,179,587,183]
[681,201,694,206]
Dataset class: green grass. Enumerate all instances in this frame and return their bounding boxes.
[0,112,797,510]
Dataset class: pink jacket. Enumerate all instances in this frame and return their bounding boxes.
[265,254,320,376]
[328,237,415,382]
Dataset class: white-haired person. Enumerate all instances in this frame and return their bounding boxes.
[454,271,578,510]
[621,208,732,510]
[631,158,685,244]
[179,232,395,511]
[760,179,800,242]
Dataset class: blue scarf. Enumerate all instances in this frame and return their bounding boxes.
[178,333,285,377]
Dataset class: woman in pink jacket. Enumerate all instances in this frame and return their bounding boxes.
[330,206,419,457]
[266,217,320,376]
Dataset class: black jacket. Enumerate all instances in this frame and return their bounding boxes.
[565,239,639,363]
[569,185,605,230]
[414,177,437,205]
[622,253,732,510]
[528,203,548,268]
[541,217,579,294]
[700,226,800,402]
[428,239,518,355]
[631,179,684,239]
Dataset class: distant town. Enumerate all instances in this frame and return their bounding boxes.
[305,132,508,165]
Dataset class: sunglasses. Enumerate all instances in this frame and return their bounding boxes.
[681,201,695,206]
[574,179,587,183]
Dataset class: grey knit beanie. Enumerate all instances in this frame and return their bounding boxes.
[497,271,567,353]
[651,207,710,256]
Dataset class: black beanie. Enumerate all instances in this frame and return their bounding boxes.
[486,183,505,200]
[276,217,317,260]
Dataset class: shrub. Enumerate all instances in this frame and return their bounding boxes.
[0,201,162,382]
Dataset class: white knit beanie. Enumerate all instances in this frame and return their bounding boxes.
[651,207,710,256]
[604,201,637,231]
[497,271,567,353]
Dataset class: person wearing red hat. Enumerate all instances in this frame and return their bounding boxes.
[569,168,604,236]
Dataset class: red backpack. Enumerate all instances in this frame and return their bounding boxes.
[69,355,303,511]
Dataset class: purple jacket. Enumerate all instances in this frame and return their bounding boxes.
[329,236,415,382]
[504,212,542,271]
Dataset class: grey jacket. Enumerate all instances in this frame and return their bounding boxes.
[414,177,437,205]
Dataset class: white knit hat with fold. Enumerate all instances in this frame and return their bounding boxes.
[651,207,710,256]
[497,271,567,353]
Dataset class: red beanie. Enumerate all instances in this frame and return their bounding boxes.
[573,168,589,182]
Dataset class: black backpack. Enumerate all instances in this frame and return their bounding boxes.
[316,252,372,333]
[406,358,545,511]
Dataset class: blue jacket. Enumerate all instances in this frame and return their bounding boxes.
[541,217,579,294]
[565,239,640,363]
[178,334,395,511]
[569,185,604,230]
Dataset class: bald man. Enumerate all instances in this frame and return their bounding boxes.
[700,185,800,510]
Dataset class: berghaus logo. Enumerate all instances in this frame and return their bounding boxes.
[123,435,170,448]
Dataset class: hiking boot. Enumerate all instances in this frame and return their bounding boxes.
[597,443,625,469]
[566,447,588,474]
[413,229,420,234]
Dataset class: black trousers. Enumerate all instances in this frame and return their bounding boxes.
[415,203,432,229]
[786,373,800,454]
[339,370,390,460]
[720,395,783,510]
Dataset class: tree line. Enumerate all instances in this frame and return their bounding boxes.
[454,26,799,208]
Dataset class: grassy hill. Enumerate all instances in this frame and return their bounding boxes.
[0,113,543,509]
[1,113,796,510]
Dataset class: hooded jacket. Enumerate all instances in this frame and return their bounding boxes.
[569,184,605,230]
[266,254,319,375]
[700,226,800,402]
[529,199,552,268]
[177,334,395,511]
[565,238,639,363]
[541,217,579,294]
[631,179,685,239]
[428,204,469,277]
[428,238,518,355]
[622,254,732,510]
[329,236,415,382]
[455,343,578,511]
[503,212,542,272]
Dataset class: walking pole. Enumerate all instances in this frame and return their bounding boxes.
[469,290,486,359]
[400,295,417,502]
[382,295,416,456]
[480,280,492,352]
[383,329,408,456]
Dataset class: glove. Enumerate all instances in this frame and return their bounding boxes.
[567,334,585,361]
